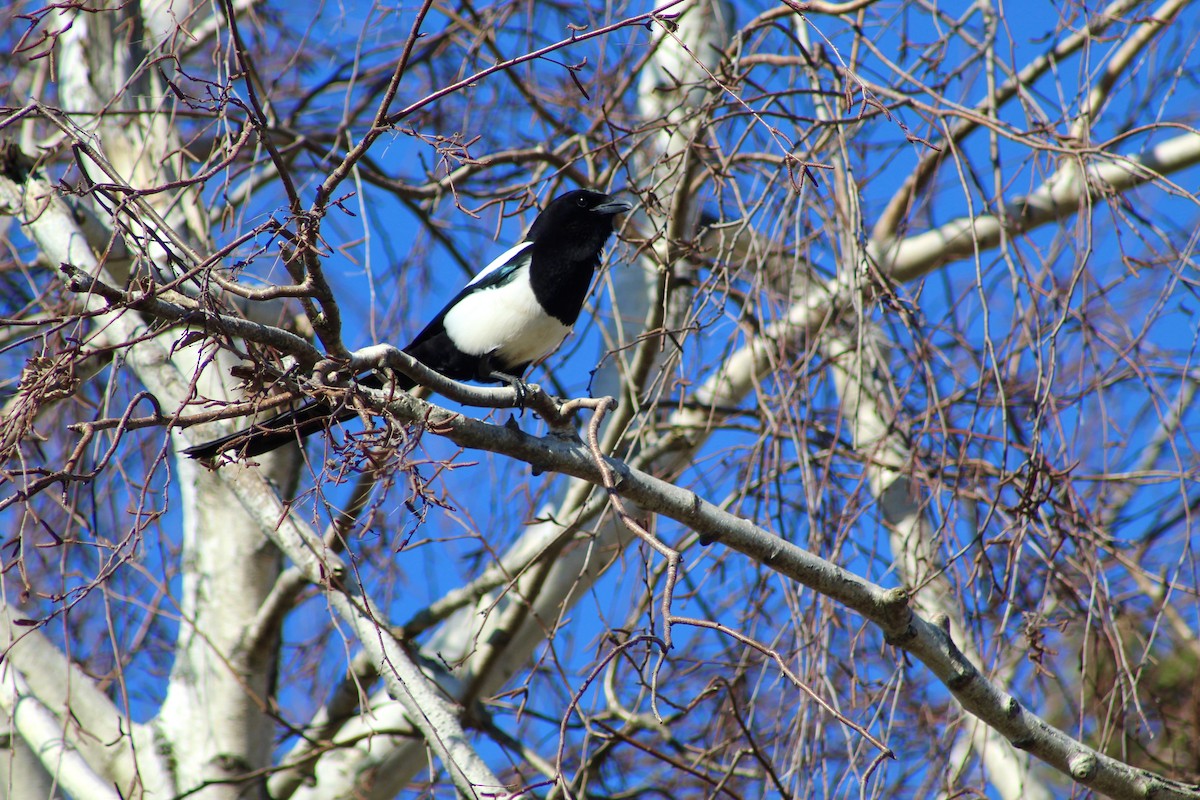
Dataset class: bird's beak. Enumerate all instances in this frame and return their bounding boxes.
[592,198,633,216]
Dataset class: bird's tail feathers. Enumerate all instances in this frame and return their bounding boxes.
[182,401,355,461]
[183,371,413,461]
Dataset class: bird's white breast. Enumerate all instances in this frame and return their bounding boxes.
[442,262,571,368]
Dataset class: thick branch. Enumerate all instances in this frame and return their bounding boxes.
[0,605,170,796]
[0,666,123,800]
[872,131,1200,282]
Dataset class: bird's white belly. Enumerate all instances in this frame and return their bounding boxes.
[442,274,571,368]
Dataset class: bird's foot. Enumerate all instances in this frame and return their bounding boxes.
[488,370,531,408]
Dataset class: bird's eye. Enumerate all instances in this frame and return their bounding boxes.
[576,196,588,207]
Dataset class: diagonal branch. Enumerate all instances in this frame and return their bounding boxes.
[363,378,1200,799]
[872,131,1200,283]
[217,469,512,798]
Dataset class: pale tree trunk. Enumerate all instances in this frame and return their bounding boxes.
[2,3,288,797]
[0,165,175,800]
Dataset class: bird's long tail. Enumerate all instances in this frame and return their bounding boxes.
[182,372,413,461]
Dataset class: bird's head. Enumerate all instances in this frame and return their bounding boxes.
[526,189,631,261]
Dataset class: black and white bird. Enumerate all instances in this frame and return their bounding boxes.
[184,189,630,460]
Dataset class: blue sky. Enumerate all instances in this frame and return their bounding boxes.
[3,0,1200,796]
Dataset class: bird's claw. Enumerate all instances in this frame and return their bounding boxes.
[488,370,530,408]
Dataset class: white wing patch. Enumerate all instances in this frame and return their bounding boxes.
[443,256,571,368]
[467,241,534,289]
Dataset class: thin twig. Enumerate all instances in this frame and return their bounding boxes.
[584,397,681,648]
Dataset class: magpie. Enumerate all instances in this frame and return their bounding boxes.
[184,189,631,460]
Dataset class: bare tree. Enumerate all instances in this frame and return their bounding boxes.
[2,0,1199,798]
